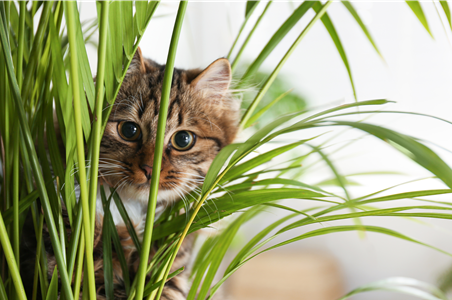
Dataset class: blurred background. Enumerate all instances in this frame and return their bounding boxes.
[79,1,452,299]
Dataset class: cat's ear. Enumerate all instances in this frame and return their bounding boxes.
[191,58,231,99]
[126,47,146,76]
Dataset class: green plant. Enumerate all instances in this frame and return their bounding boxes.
[0,1,451,300]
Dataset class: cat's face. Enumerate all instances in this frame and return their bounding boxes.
[99,49,238,205]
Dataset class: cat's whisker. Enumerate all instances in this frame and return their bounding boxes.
[99,158,129,169]
[199,202,213,226]
[183,182,201,195]
[179,179,212,224]
[168,184,188,218]
[182,176,204,182]
[100,173,126,178]
[99,159,124,167]
[102,103,112,112]
[179,182,201,200]
[175,171,204,177]
[183,179,204,186]
[204,197,221,222]
[169,183,190,221]
[114,178,130,195]
[216,183,233,198]
[99,169,126,175]
[175,171,206,181]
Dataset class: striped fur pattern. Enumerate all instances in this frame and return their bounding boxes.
[21,48,239,299]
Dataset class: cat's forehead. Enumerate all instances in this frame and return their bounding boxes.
[111,68,203,130]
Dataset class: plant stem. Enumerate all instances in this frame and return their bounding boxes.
[135,2,188,299]
[231,1,272,73]
[148,259,171,300]
[12,0,26,269]
[73,235,85,300]
[16,1,25,87]
[65,1,96,299]
[239,1,333,130]
[12,125,19,268]
[0,213,25,300]
[89,0,109,235]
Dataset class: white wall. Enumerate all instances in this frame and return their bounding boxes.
[80,2,452,299]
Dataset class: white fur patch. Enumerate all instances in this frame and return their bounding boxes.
[96,184,181,233]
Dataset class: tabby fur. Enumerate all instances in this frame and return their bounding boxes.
[21,48,239,299]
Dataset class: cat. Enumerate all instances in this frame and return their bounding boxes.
[21,48,239,299]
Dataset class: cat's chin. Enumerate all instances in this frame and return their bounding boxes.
[104,183,181,206]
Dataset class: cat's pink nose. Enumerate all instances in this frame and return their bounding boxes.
[140,164,152,180]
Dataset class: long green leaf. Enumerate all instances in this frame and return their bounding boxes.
[202,143,240,195]
[142,267,185,297]
[227,1,260,60]
[153,188,327,240]
[224,213,298,275]
[339,277,448,300]
[357,189,452,204]
[313,1,356,100]
[238,1,315,85]
[342,1,383,59]
[2,190,39,224]
[100,188,114,300]
[440,1,452,30]
[270,225,451,257]
[46,268,59,300]
[231,1,272,73]
[245,1,258,18]
[195,208,261,300]
[240,1,331,128]
[89,0,110,234]
[222,139,312,183]
[245,87,291,127]
[111,189,141,253]
[328,121,452,188]
[406,1,433,37]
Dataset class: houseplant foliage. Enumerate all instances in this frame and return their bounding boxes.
[0,1,451,300]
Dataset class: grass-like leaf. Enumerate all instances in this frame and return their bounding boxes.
[238,1,315,85]
[406,1,433,38]
[313,2,356,100]
[339,277,448,300]
[153,188,328,240]
[440,1,452,30]
[46,268,59,300]
[327,121,452,188]
[342,1,383,60]
[191,208,262,300]
[100,187,114,300]
[111,188,141,253]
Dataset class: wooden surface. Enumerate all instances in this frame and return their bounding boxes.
[227,251,345,300]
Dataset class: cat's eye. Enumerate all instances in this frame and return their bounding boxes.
[117,121,141,141]
[171,131,196,151]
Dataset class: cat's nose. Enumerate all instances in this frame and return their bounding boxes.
[140,164,152,180]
